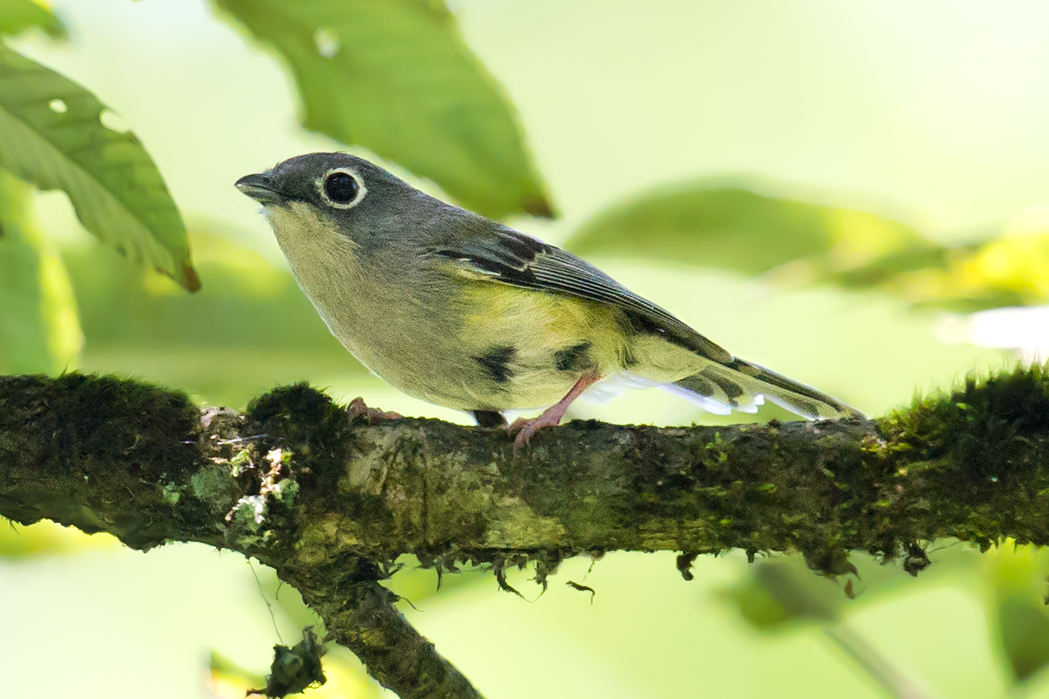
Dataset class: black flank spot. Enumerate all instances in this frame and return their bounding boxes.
[475,346,515,384]
[554,342,593,372]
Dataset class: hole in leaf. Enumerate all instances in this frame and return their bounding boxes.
[48,99,67,114]
[313,28,339,58]
[100,110,130,133]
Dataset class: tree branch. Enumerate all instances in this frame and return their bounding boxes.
[2,368,1048,696]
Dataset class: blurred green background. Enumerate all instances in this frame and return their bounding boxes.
[3,0,1049,697]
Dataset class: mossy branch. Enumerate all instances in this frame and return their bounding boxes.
[2,368,1049,697]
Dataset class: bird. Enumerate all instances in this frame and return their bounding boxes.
[236,153,862,453]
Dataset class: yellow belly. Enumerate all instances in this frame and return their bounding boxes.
[449,281,629,410]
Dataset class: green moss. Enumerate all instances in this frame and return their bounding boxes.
[271,478,299,504]
[228,494,268,547]
[0,373,205,549]
[190,462,235,507]
[696,431,733,470]
[160,482,181,504]
[245,383,352,495]
[862,363,1049,556]
[229,449,251,476]
[883,364,1049,490]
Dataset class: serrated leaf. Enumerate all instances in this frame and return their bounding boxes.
[567,183,925,277]
[0,0,66,39]
[0,44,199,291]
[215,0,551,220]
[986,543,1049,683]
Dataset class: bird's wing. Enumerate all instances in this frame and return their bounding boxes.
[426,221,863,420]
[425,224,732,363]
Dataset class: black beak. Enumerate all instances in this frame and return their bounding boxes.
[235,173,284,205]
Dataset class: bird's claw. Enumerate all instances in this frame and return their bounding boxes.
[347,397,403,425]
[508,414,560,457]
[508,418,534,457]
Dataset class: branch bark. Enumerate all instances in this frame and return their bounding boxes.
[2,368,1048,696]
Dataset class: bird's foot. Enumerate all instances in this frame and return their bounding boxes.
[508,371,601,457]
[508,408,568,457]
[347,397,403,425]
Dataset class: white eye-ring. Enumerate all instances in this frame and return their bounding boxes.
[316,168,366,209]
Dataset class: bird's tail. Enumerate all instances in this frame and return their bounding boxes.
[670,357,862,420]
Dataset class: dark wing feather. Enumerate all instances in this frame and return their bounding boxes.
[427,224,732,363]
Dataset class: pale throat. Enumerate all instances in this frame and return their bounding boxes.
[264,202,365,333]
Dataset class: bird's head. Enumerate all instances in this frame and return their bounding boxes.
[236,152,432,254]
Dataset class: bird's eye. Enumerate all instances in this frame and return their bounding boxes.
[322,171,359,205]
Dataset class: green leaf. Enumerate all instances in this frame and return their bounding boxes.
[567,179,1049,313]
[208,651,267,694]
[722,556,844,632]
[0,43,199,291]
[567,182,925,277]
[827,230,1049,312]
[0,0,66,39]
[0,519,112,558]
[215,0,552,220]
[986,543,1049,683]
[0,170,81,374]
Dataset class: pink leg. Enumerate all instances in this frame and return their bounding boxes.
[348,396,403,425]
[509,371,601,455]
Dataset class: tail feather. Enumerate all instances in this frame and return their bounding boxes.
[673,358,862,420]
